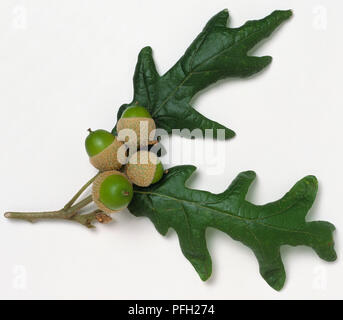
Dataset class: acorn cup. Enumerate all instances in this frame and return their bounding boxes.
[92,170,133,213]
[117,104,156,147]
[85,129,126,171]
[125,150,164,187]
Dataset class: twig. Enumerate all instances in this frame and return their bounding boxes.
[4,175,106,228]
[64,173,99,209]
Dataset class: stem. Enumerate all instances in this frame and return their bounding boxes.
[4,210,63,223]
[71,209,102,228]
[4,175,104,228]
[4,195,93,222]
[64,173,99,209]
[64,195,93,218]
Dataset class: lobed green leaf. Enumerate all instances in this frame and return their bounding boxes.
[129,166,336,291]
[113,9,292,138]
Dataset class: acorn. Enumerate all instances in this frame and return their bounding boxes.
[85,129,126,171]
[125,150,164,187]
[92,170,133,213]
[116,104,156,147]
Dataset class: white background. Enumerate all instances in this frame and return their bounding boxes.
[0,0,342,299]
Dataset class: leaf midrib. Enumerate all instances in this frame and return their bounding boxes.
[151,23,272,117]
[134,188,318,239]
[135,189,307,226]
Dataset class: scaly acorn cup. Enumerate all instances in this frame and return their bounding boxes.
[92,171,133,213]
[85,129,126,171]
[125,150,164,187]
[117,104,156,147]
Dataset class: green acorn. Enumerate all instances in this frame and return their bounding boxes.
[92,170,133,213]
[117,104,156,147]
[85,129,125,171]
[125,150,164,187]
